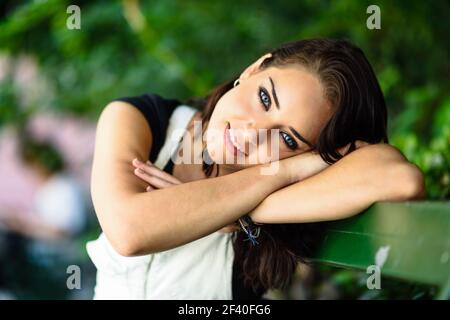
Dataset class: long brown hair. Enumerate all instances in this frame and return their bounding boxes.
[185,38,388,293]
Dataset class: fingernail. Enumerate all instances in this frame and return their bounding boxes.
[133,158,141,165]
[146,186,151,191]
[135,168,143,174]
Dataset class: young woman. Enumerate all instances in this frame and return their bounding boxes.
[87,39,425,299]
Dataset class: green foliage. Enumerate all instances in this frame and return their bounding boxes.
[0,0,448,300]
[1,1,448,198]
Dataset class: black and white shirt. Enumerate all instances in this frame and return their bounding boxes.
[87,93,263,300]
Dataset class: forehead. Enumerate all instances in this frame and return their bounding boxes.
[255,66,332,143]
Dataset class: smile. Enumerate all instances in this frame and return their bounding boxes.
[224,122,246,156]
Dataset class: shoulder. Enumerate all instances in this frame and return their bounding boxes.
[115,93,181,108]
[354,142,407,162]
[101,93,182,139]
[113,93,181,122]
[95,100,152,149]
[99,92,182,122]
[96,92,179,140]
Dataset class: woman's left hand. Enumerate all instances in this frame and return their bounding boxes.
[132,158,182,191]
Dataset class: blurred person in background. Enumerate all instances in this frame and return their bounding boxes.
[0,136,89,299]
[0,137,86,240]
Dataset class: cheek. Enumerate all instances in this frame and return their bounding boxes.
[245,134,283,164]
[217,89,254,117]
[208,99,230,130]
[207,95,243,140]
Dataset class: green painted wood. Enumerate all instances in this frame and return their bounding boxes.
[310,201,450,298]
[436,278,450,300]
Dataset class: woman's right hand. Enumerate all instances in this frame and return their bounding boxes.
[282,140,370,184]
[131,158,239,234]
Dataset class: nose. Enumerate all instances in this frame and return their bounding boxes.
[233,119,270,155]
[243,117,274,142]
[244,119,256,131]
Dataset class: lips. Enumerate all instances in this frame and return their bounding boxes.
[224,122,246,156]
[224,122,237,156]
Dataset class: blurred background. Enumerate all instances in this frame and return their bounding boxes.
[0,0,448,299]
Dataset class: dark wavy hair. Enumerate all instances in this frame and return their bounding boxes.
[185,38,388,294]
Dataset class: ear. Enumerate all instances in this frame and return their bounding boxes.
[239,53,272,80]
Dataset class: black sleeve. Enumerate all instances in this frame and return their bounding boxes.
[113,93,181,162]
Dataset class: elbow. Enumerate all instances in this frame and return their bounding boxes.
[101,213,142,257]
[110,237,139,257]
[96,204,158,257]
[106,219,160,257]
[394,163,426,200]
[114,243,152,258]
[108,225,143,257]
[91,184,162,256]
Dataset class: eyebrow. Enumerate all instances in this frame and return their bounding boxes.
[269,76,314,148]
[269,76,280,110]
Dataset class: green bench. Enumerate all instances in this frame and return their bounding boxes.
[310,201,450,299]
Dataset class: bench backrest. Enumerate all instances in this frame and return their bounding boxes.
[310,201,450,299]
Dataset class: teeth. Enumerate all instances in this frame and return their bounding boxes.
[229,128,245,154]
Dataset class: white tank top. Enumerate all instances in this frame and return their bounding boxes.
[86,105,235,299]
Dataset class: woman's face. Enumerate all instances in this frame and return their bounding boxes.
[205,64,333,170]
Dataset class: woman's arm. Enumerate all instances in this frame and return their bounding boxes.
[91,102,293,256]
[248,143,426,224]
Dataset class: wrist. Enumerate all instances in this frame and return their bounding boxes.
[282,152,329,183]
[280,158,299,185]
[253,159,292,187]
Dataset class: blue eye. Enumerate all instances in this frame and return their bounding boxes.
[258,86,297,151]
[258,87,271,110]
[280,131,298,150]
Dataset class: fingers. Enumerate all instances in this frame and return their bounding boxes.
[132,158,182,190]
[134,167,175,189]
[132,158,182,185]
